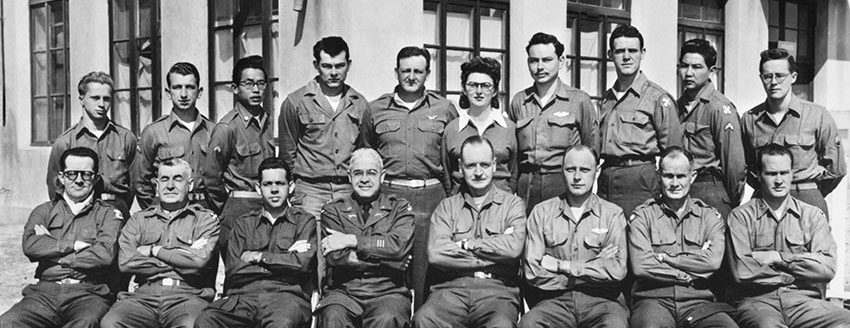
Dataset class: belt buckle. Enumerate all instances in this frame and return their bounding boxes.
[473,271,492,279]
[162,278,177,286]
[58,278,81,284]
[100,193,116,201]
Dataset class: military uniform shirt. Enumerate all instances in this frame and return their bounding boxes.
[524,194,627,291]
[361,90,457,180]
[279,78,370,179]
[600,72,684,159]
[118,203,219,287]
[508,81,599,170]
[442,109,517,193]
[132,110,214,209]
[628,197,725,300]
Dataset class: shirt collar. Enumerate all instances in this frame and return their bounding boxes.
[260,206,292,226]
[608,71,648,99]
[462,187,503,209]
[677,83,714,110]
[456,108,508,132]
[522,79,571,104]
[391,88,428,109]
[305,76,352,99]
[756,196,801,220]
[74,118,117,139]
[234,102,267,129]
[62,192,94,215]
[153,203,193,222]
[559,193,602,222]
[166,109,208,132]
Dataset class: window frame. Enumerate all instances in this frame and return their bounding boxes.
[767,0,816,85]
[565,2,631,101]
[677,0,726,94]
[207,0,279,121]
[108,0,162,135]
[30,0,70,146]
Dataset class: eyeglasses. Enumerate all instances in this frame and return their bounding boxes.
[237,80,268,89]
[464,82,495,93]
[60,170,96,182]
[759,72,791,83]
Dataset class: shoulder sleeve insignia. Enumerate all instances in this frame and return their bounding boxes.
[214,146,222,153]
[113,209,124,220]
[723,104,732,114]
[406,204,413,213]
[661,97,671,108]
[836,136,842,146]
[724,122,734,131]
[553,111,570,117]
[629,214,636,222]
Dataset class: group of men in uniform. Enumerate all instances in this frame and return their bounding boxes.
[0,23,848,328]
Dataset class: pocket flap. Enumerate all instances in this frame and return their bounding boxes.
[785,134,815,147]
[418,120,445,134]
[516,117,534,129]
[299,113,326,124]
[376,120,401,134]
[548,115,577,127]
[156,146,185,161]
[620,114,650,126]
[235,142,262,156]
[583,233,603,248]
[107,149,128,161]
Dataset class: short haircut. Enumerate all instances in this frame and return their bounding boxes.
[60,147,100,173]
[526,32,565,57]
[759,48,797,73]
[459,135,495,162]
[608,25,644,50]
[257,157,291,182]
[77,71,114,96]
[679,38,717,68]
[563,144,600,166]
[658,146,694,170]
[396,46,431,71]
[459,56,502,108]
[756,144,794,172]
[349,148,384,170]
[313,36,350,62]
[167,62,201,87]
[232,55,267,84]
[158,158,193,177]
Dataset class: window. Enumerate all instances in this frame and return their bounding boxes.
[678,0,725,95]
[30,0,70,145]
[423,0,509,108]
[565,0,630,101]
[110,0,161,135]
[209,0,280,121]
[768,0,816,93]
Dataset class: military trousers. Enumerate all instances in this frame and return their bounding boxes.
[519,289,628,328]
[100,282,213,328]
[0,281,111,328]
[193,291,311,328]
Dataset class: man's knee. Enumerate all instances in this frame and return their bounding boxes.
[364,309,408,328]
[0,309,26,326]
[412,304,440,327]
[318,305,352,328]
[192,311,217,328]
[98,310,122,328]
[480,314,517,328]
[518,310,546,328]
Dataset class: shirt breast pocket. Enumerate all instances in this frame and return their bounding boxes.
[515,117,535,150]
[683,221,705,250]
[783,225,808,254]
[299,113,327,137]
[547,114,578,148]
[618,113,652,146]
[650,225,677,253]
[754,230,775,251]
[376,120,401,135]
[139,231,162,246]
[275,236,296,253]
[106,149,130,184]
[544,219,570,248]
[418,120,446,161]
[235,142,263,174]
[684,122,712,155]
[156,146,185,162]
[452,219,473,241]
[583,233,604,256]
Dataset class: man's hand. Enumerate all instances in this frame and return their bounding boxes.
[322,229,357,255]
[190,238,208,250]
[701,240,712,251]
[655,253,667,263]
[34,224,51,236]
[151,245,162,257]
[137,245,152,256]
[73,241,92,251]
[752,251,783,266]
[455,238,470,250]
[240,251,263,264]
[540,255,561,273]
[398,254,413,271]
[595,245,619,259]
[289,240,312,253]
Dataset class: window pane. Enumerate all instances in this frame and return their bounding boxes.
[423,2,439,45]
[214,0,237,26]
[138,89,153,128]
[786,2,798,29]
[270,21,280,78]
[238,24,263,58]
[113,90,132,128]
[50,50,65,94]
[32,5,47,52]
[602,0,625,10]
[704,0,723,23]
[50,3,64,48]
[112,0,131,40]
[565,58,576,86]
[785,29,797,42]
[446,50,472,91]
[33,53,48,96]
[685,31,701,41]
[480,8,506,49]
[445,5,472,48]
[798,4,810,31]
[605,61,617,93]
[214,29,235,82]
[579,0,602,6]
[137,39,153,89]
[138,0,153,38]
[769,27,779,42]
[425,48,440,91]
[214,84,234,121]
[50,95,66,140]
[34,97,49,142]
[481,51,506,92]
[579,60,600,97]
[239,0,263,22]
[112,42,131,89]
[681,0,701,20]
[566,17,576,56]
[768,0,779,26]
[579,19,600,57]
[797,32,810,60]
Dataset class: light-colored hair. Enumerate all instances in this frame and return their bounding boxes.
[158,158,193,178]
[350,148,383,169]
[77,71,114,96]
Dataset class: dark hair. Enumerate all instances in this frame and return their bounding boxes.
[257,157,291,182]
[459,56,502,109]
[459,135,495,162]
[759,48,797,73]
[60,147,100,173]
[232,55,267,84]
[397,46,431,71]
[77,71,114,96]
[679,39,717,68]
[756,144,794,172]
[608,25,644,51]
[526,32,565,57]
[313,36,350,62]
[563,144,600,166]
[658,146,694,170]
[167,62,201,87]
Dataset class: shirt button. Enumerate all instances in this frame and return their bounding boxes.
[334,132,339,137]
[335,149,339,154]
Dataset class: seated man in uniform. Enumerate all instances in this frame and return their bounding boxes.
[194,158,316,328]
[100,158,219,328]
[316,148,415,328]
[628,146,737,327]
[728,144,850,328]
[0,147,123,328]
[413,135,527,328]
[520,144,628,328]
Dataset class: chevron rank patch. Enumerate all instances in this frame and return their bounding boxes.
[725,122,734,131]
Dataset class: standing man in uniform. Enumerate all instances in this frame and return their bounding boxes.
[727,144,850,327]
[359,46,456,308]
[133,62,214,210]
[204,55,275,259]
[628,146,737,327]
[413,136,527,328]
[509,32,598,213]
[599,25,683,216]
[101,159,219,328]
[280,36,370,217]
[741,48,845,217]
[520,145,628,328]
[47,71,137,219]
[676,39,745,218]
[194,158,316,328]
[1,147,123,327]
[315,148,415,328]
